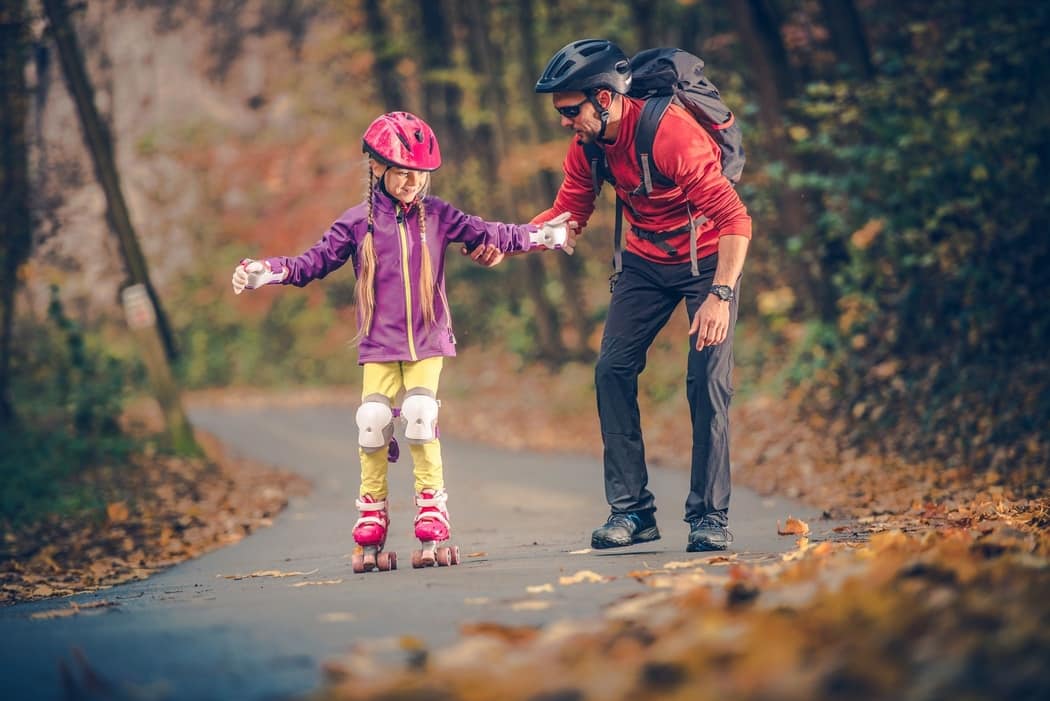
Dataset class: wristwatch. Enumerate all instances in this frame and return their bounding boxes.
[709,284,735,302]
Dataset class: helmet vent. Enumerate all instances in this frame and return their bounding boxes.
[396,132,411,150]
[414,129,425,143]
[554,60,574,78]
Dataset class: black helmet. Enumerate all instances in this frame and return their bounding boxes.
[535,39,632,94]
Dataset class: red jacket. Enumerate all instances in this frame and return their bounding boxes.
[532,96,751,265]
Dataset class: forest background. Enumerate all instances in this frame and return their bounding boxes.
[1,0,1047,541]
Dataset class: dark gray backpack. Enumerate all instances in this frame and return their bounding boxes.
[581,48,745,283]
[583,47,745,195]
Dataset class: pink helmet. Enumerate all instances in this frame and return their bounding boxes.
[361,111,442,172]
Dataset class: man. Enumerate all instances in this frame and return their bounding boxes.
[535,38,753,553]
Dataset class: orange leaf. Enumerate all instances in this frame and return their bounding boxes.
[106,502,129,524]
[777,516,810,535]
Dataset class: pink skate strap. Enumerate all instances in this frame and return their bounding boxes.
[413,492,450,528]
[414,511,450,528]
[354,497,387,529]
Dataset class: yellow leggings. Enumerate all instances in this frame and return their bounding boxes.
[359,357,444,499]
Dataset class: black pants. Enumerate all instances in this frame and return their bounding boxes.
[595,250,738,526]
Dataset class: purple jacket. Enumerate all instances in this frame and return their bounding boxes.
[274,188,537,364]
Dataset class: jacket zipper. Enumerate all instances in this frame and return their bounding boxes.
[396,204,418,361]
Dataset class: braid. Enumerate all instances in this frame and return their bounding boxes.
[417,199,436,327]
[353,167,378,343]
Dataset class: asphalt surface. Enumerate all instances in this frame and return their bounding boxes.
[0,404,826,700]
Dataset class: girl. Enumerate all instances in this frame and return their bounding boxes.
[231,111,573,572]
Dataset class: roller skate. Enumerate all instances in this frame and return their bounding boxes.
[411,489,459,568]
[351,495,397,572]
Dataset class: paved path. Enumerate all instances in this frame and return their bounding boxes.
[0,404,825,700]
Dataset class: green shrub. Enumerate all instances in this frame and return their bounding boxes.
[0,287,137,524]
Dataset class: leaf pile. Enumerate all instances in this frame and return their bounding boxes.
[313,526,1050,701]
[0,432,309,605]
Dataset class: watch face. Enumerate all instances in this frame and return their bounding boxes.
[711,285,732,301]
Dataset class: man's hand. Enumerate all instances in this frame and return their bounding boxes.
[689,294,731,350]
[460,243,506,267]
[530,212,578,255]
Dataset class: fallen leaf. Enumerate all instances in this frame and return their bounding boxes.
[30,606,79,620]
[30,600,116,620]
[777,516,810,535]
[460,621,540,643]
[511,600,552,611]
[106,501,129,524]
[318,612,356,623]
[706,555,739,566]
[218,568,319,580]
[526,583,554,594]
[558,570,610,585]
[399,636,426,651]
[292,579,343,587]
[664,559,706,569]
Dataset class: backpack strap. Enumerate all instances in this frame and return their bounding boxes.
[633,95,675,195]
[609,198,624,292]
[582,141,607,196]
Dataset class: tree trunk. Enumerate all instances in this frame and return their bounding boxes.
[0,1,33,427]
[457,0,571,363]
[41,0,180,362]
[630,0,659,49]
[362,0,404,113]
[729,0,836,320]
[516,0,596,361]
[42,0,199,455]
[819,0,875,81]
[417,0,466,152]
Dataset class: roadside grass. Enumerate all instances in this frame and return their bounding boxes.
[0,424,137,527]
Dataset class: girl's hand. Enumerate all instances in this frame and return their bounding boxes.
[461,243,505,267]
[232,258,287,294]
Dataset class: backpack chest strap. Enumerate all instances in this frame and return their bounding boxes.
[614,208,709,276]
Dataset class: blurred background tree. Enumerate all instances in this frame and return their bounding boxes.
[2,0,1046,524]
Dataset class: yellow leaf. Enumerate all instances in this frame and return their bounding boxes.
[218,568,319,580]
[292,579,343,587]
[558,570,609,585]
[318,612,355,623]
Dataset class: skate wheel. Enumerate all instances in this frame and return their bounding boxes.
[436,547,452,567]
[449,545,460,565]
[351,552,368,574]
[411,549,424,569]
[377,551,397,571]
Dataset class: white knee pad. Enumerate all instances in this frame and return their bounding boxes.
[401,388,440,443]
[356,394,393,452]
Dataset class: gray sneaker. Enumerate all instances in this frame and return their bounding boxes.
[687,515,733,552]
[591,512,661,549]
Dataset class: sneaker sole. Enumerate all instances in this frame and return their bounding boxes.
[591,527,661,549]
[686,538,729,552]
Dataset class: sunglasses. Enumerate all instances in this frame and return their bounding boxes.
[554,97,589,119]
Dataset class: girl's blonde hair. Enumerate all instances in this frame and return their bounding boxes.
[353,160,437,343]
